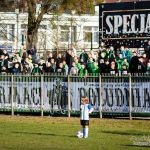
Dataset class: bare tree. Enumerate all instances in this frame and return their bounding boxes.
[26,0,102,50]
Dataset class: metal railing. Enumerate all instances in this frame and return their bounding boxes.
[0,74,150,119]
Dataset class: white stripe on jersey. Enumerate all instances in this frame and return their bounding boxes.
[80,104,93,120]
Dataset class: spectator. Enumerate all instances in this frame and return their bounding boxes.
[144,40,150,59]
[116,53,124,72]
[39,59,46,73]
[142,53,149,66]
[44,62,54,73]
[3,49,9,59]
[56,63,65,73]
[98,58,105,74]
[79,49,88,64]
[146,61,150,74]
[137,57,147,73]
[13,52,21,63]
[50,58,56,72]
[66,50,73,68]
[47,52,54,63]
[0,49,3,55]
[70,61,78,75]
[91,62,100,75]
[75,58,81,70]
[71,44,77,57]
[103,59,110,73]
[117,46,126,58]
[56,53,63,69]
[110,61,118,75]
[124,47,132,62]
[12,63,21,74]
[32,63,42,75]
[129,52,139,73]
[121,58,129,70]
[108,46,115,62]
[121,64,129,75]
[22,64,32,74]
[63,60,69,75]
[27,48,37,63]
[79,64,88,77]
[7,58,13,73]
[87,57,94,73]
[0,66,8,74]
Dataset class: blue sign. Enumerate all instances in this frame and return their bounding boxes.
[0,45,13,53]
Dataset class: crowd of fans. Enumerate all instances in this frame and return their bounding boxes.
[0,40,150,76]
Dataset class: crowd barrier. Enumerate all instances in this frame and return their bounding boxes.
[0,74,150,119]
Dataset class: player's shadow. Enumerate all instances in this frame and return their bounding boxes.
[124,144,150,148]
[102,130,150,136]
[12,131,75,138]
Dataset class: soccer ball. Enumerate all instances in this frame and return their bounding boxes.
[76,131,83,138]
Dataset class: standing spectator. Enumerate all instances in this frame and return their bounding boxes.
[98,51,108,66]
[32,63,42,75]
[70,61,78,75]
[27,48,37,63]
[129,52,140,73]
[47,52,54,63]
[24,57,33,71]
[56,53,63,70]
[13,52,21,63]
[75,58,81,70]
[108,46,115,62]
[116,53,124,72]
[44,62,54,73]
[0,49,3,55]
[89,50,96,62]
[7,57,13,73]
[137,57,147,73]
[63,60,69,75]
[79,49,88,64]
[71,44,77,57]
[50,58,56,72]
[144,40,150,59]
[27,55,33,64]
[79,64,88,77]
[0,54,7,69]
[87,57,94,73]
[22,64,32,74]
[66,50,74,70]
[110,61,118,75]
[117,46,126,58]
[103,59,110,73]
[95,52,99,62]
[121,58,129,70]
[146,61,150,74]
[91,62,100,75]
[0,66,8,74]
[142,53,149,67]
[3,49,9,59]
[12,63,21,74]
[38,59,46,73]
[121,64,129,75]
[98,58,105,74]
[56,63,65,73]
[124,47,132,63]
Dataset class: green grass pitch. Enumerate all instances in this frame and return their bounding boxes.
[0,116,150,150]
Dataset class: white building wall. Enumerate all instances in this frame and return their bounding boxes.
[0,12,99,52]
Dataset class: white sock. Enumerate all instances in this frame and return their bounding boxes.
[82,127,85,136]
[84,127,89,138]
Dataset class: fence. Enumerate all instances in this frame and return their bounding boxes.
[0,74,150,119]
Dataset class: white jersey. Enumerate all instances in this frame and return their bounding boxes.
[80,104,93,120]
